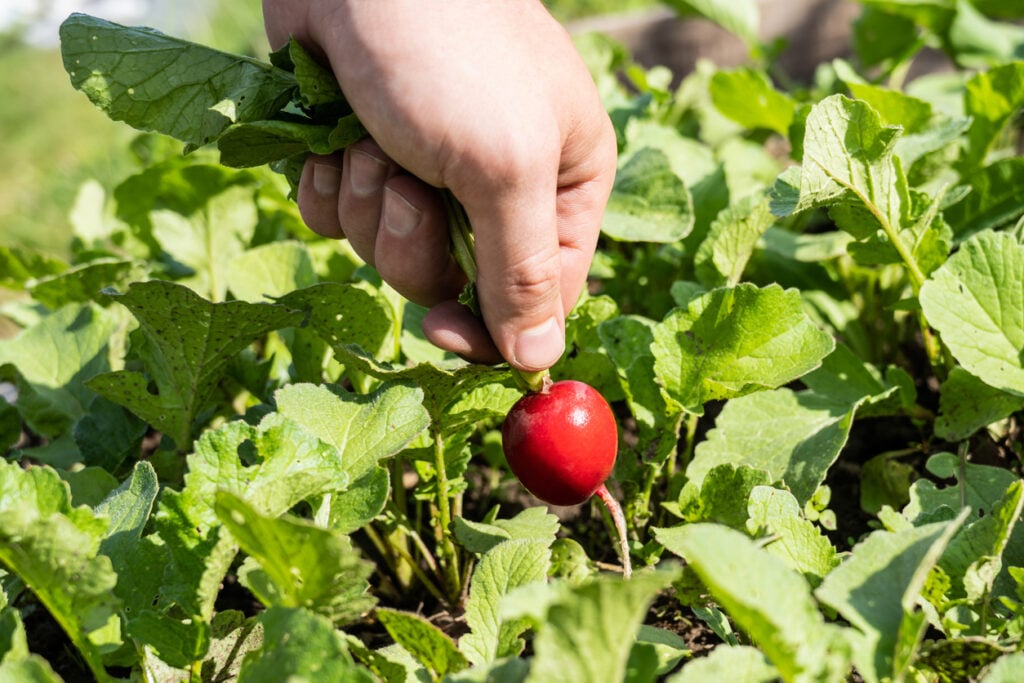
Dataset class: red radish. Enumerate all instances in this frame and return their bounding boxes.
[501,379,617,506]
[502,378,632,577]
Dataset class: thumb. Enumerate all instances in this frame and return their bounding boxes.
[462,182,567,373]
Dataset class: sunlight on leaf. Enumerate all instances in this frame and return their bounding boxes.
[920,230,1024,396]
[652,284,835,415]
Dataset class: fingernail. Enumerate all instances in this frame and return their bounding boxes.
[514,317,565,371]
[383,187,422,237]
[349,149,388,196]
[312,163,341,196]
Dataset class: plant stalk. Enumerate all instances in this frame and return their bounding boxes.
[596,483,632,579]
[819,170,955,375]
[432,426,462,602]
[369,522,448,605]
[958,440,969,511]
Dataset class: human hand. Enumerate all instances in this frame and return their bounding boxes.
[262,0,617,372]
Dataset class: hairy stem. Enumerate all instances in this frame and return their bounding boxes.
[596,483,632,579]
[432,426,461,602]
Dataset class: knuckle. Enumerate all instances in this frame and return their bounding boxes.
[499,249,562,310]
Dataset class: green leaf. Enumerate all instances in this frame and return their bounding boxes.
[0,605,29,662]
[694,192,775,288]
[919,230,1024,396]
[603,148,695,243]
[0,656,63,683]
[903,452,1020,525]
[152,490,234,623]
[272,381,430,482]
[907,452,1024,604]
[0,609,66,680]
[686,388,856,505]
[328,342,511,429]
[59,13,296,149]
[504,569,680,683]
[896,115,973,176]
[815,509,969,683]
[461,540,551,666]
[652,284,834,415]
[149,180,260,301]
[949,0,1024,68]
[935,367,1024,441]
[939,480,1024,603]
[962,62,1024,170]
[918,638,1012,683]
[710,68,796,135]
[201,611,263,683]
[676,464,773,529]
[154,412,365,619]
[216,120,330,168]
[860,452,917,517]
[746,486,841,586]
[444,378,522,432]
[283,37,346,107]
[0,246,66,290]
[88,280,303,448]
[125,610,210,669]
[800,343,907,418]
[453,506,560,555]
[27,259,144,310]
[327,465,391,535]
[92,463,177,656]
[855,0,955,34]
[72,395,148,472]
[944,158,1024,241]
[555,295,623,401]
[376,607,469,679]
[438,657,530,683]
[226,241,317,302]
[600,315,674,435]
[0,461,121,683]
[835,65,934,134]
[851,8,920,69]
[980,652,1024,682]
[662,0,761,46]
[112,158,258,263]
[217,115,366,169]
[216,491,376,626]
[238,607,375,683]
[654,523,850,683]
[621,119,718,186]
[0,304,115,438]
[59,467,119,508]
[96,460,158,578]
[771,94,907,242]
[667,645,778,683]
[618,117,730,240]
[276,282,399,368]
[626,625,691,683]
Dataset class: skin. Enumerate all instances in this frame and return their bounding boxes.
[262,0,617,371]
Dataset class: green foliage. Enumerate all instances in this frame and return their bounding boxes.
[0,2,1022,680]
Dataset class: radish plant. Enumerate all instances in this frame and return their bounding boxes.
[0,2,1023,681]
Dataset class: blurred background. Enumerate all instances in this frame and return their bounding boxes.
[0,0,274,259]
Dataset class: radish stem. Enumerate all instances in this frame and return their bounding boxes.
[596,483,632,579]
